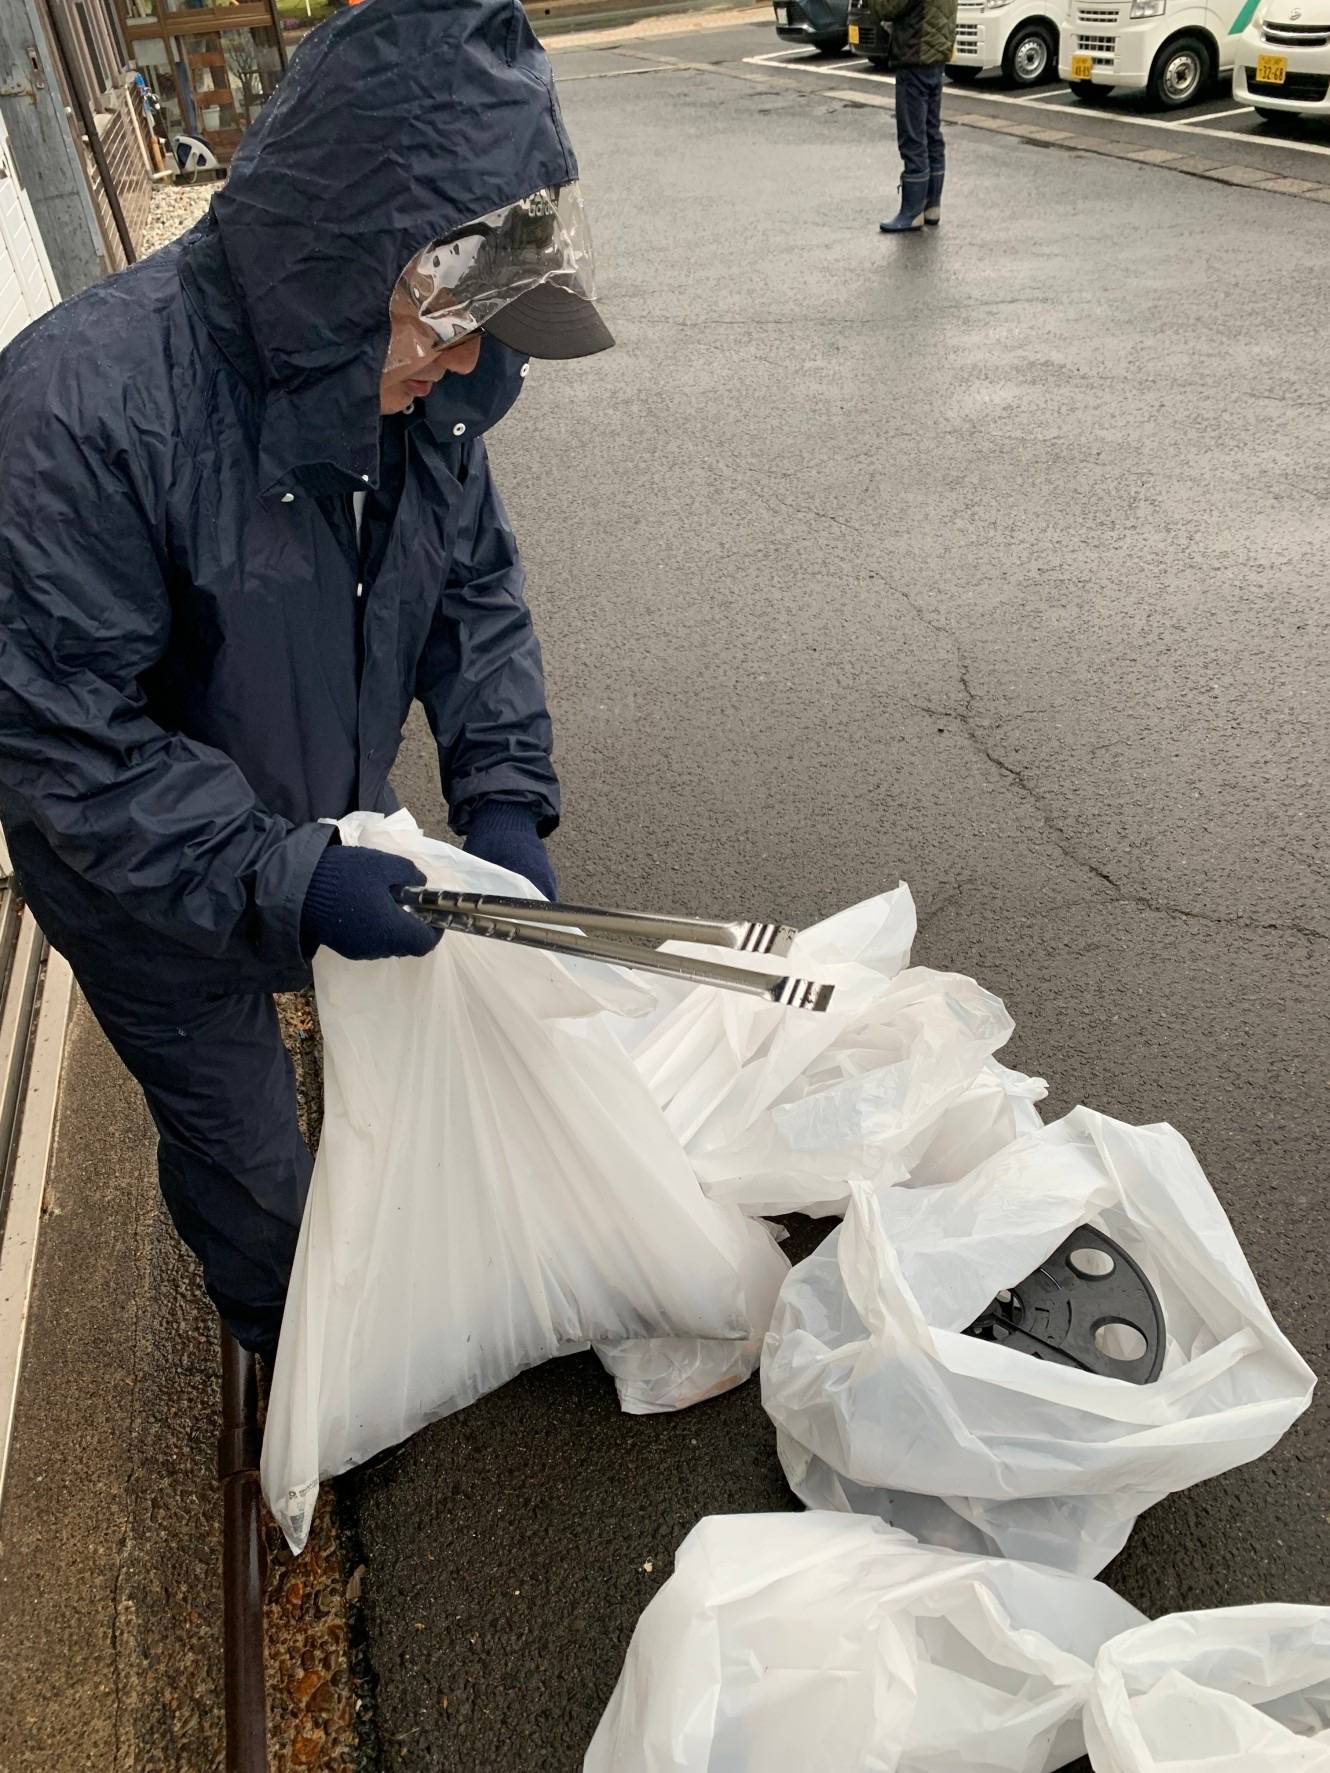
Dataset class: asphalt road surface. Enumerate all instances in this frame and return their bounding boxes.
[366,23,1330,1769]
[750,32,1330,180]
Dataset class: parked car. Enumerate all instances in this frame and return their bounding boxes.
[1058,0,1241,107]
[773,0,850,54]
[946,0,1065,84]
[1233,0,1330,120]
[848,0,1062,82]
[846,0,891,62]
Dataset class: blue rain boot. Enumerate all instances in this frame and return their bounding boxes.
[924,170,944,226]
[879,176,928,234]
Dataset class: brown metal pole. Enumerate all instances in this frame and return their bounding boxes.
[40,0,136,265]
[219,1328,269,1773]
[266,0,290,71]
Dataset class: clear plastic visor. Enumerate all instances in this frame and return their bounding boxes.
[383,182,596,375]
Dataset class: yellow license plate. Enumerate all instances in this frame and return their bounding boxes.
[1070,53,1094,78]
[848,21,860,41]
[1256,52,1287,82]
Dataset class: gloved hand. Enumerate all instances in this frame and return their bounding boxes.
[300,843,442,960]
[464,801,557,900]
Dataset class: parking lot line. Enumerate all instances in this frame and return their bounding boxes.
[1169,119,1330,153]
[1182,105,1257,123]
[1009,86,1073,103]
[743,46,1330,160]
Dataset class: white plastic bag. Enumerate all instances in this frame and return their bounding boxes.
[1085,1607,1330,1772]
[898,1058,1046,1191]
[594,1213,789,1415]
[584,1512,1146,1773]
[621,885,1030,1218]
[764,1108,1315,1575]
[262,811,786,1551]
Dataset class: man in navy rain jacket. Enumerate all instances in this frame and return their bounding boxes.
[0,0,613,1357]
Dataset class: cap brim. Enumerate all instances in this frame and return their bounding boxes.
[482,282,615,361]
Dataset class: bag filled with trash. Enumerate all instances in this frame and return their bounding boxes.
[617,884,1041,1218]
[261,811,787,1552]
[764,1108,1315,1575]
[1085,1606,1330,1772]
[584,1511,1146,1773]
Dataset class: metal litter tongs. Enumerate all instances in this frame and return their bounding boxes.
[398,888,836,1012]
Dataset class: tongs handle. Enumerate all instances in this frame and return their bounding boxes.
[398,893,833,1012]
[398,889,795,957]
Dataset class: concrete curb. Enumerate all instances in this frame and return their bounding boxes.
[943,103,1330,202]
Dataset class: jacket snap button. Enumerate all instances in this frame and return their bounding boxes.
[452,422,466,437]
[519,364,529,378]
[281,493,295,503]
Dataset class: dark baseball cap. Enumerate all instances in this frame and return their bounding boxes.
[396,182,614,362]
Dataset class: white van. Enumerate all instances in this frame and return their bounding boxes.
[1058,0,1246,107]
[848,0,1065,84]
[1234,1,1330,119]
[946,0,1068,86]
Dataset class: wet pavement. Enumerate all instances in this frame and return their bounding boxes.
[741,29,1330,188]
[364,19,1330,1772]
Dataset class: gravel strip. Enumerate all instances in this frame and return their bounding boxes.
[141,177,221,256]
[266,992,369,1772]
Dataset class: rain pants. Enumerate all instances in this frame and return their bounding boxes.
[0,0,579,1352]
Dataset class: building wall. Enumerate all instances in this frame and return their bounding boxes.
[0,111,60,345]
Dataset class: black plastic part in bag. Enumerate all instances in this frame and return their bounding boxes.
[963,1226,1166,1384]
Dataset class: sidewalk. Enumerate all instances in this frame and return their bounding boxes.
[0,990,364,1772]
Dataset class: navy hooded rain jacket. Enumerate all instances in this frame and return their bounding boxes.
[0,0,570,1000]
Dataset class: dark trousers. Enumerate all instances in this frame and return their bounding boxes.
[80,975,311,1358]
[895,64,946,182]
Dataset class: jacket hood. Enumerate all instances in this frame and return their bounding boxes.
[207,0,576,496]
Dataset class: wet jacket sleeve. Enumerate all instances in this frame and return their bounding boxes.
[415,443,560,836]
[0,403,333,972]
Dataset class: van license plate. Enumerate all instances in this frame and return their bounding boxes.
[848,21,860,41]
[1070,53,1094,78]
[1256,52,1287,82]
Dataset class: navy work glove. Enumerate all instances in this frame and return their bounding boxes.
[464,802,557,901]
[299,843,442,960]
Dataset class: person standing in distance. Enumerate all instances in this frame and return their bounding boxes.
[872,0,960,232]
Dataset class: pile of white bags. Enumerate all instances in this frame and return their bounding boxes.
[265,804,1316,1698]
[763,1109,1316,1575]
[261,811,788,1551]
[586,1523,1330,1772]
[583,1512,1146,1773]
[1086,1607,1330,1771]
[264,819,1052,1546]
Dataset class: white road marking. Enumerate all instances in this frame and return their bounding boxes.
[1169,118,1330,154]
[1179,104,1258,123]
[743,46,1330,159]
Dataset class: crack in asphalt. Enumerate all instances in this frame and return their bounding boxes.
[943,640,1327,947]
[718,465,1327,946]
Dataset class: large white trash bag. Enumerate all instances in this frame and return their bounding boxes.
[619,885,1033,1218]
[1085,1607,1330,1772]
[583,1512,1146,1773]
[262,811,786,1552]
[764,1108,1315,1576]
